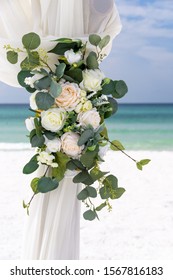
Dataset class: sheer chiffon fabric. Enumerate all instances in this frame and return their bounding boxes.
[0,0,122,259]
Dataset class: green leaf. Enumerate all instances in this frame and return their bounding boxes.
[80,148,98,169]
[83,210,96,221]
[73,171,89,184]
[77,188,89,200]
[35,91,55,110]
[96,202,107,211]
[100,126,109,139]
[86,52,99,69]
[63,74,76,83]
[7,51,18,64]
[136,162,143,171]
[52,152,70,181]
[78,128,94,146]
[99,187,110,199]
[65,69,83,83]
[89,34,101,46]
[34,76,51,90]
[49,42,79,55]
[23,154,39,174]
[37,177,59,193]
[82,174,94,186]
[98,35,110,50]
[22,32,41,50]
[139,159,151,166]
[44,131,57,140]
[20,51,40,70]
[17,70,34,87]
[56,63,66,79]
[30,134,45,148]
[66,159,85,171]
[49,80,62,98]
[113,188,126,199]
[101,80,115,95]
[113,80,128,99]
[30,178,39,194]
[90,167,108,182]
[86,186,97,198]
[103,175,118,189]
[110,140,125,151]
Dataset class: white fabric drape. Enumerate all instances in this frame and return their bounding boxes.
[0,0,122,260]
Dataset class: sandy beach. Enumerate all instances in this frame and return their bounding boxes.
[0,149,173,260]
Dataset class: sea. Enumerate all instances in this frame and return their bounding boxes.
[0,103,173,151]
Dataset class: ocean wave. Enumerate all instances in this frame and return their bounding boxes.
[0,143,31,151]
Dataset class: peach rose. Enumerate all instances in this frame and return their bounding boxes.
[55,82,81,111]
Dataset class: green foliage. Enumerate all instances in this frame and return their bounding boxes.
[80,146,99,169]
[83,210,96,221]
[78,128,94,146]
[105,97,118,118]
[49,80,62,98]
[56,63,66,79]
[136,159,151,170]
[90,166,108,182]
[66,159,85,171]
[30,178,39,194]
[17,70,35,92]
[35,91,55,110]
[52,152,70,181]
[86,52,99,69]
[23,154,39,174]
[44,131,57,140]
[7,51,18,64]
[89,34,101,46]
[98,35,110,50]
[73,171,89,183]
[37,177,59,193]
[101,80,115,95]
[49,42,81,55]
[110,140,125,151]
[86,186,97,198]
[65,68,83,83]
[22,32,41,50]
[95,202,107,212]
[77,188,89,200]
[34,76,51,90]
[113,80,128,98]
[30,134,45,148]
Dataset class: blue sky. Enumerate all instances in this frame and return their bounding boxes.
[0,0,173,104]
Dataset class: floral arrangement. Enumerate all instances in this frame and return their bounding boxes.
[5,33,150,221]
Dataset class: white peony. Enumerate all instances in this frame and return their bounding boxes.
[81,69,105,92]
[61,132,84,158]
[37,151,58,167]
[41,108,66,132]
[25,117,35,132]
[46,138,61,153]
[64,49,82,64]
[29,91,38,110]
[78,108,101,129]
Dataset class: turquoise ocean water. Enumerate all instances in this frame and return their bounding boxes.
[0,103,173,150]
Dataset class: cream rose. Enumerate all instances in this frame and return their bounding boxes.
[61,132,84,158]
[64,49,82,64]
[46,138,61,153]
[81,69,105,92]
[41,108,66,132]
[55,82,81,111]
[78,108,101,129]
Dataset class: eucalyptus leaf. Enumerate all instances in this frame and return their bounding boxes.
[34,76,51,90]
[112,188,126,199]
[78,128,94,146]
[96,202,107,211]
[56,63,66,79]
[90,167,108,182]
[89,34,101,46]
[110,140,125,151]
[73,171,89,184]
[113,80,128,98]
[17,70,34,89]
[49,80,62,98]
[30,177,39,194]
[83,210,96,221]
[52,152,70,182]
[66,159,85,171]
[30,134,45,148]
[65,69,83,83]
[86,186,97,198]
[99,187,110,199]
[22,32,41,50]
[37,177,59,193]
[49,42,79,55]
[101,80,115,95]
[7,51,18,64]
[98,35,110,50]
[86,52,99,69]
[77,188,89,200]
[44,131,57,140]
[103,175,118,189]
[35,91,55,110]
[23,154,39,174]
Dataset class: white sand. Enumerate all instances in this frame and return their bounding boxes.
[0,149,173,260]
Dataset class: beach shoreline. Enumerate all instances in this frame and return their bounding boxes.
[0,149,173,259]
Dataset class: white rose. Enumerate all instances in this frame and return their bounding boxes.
[25,117,35,132]
[41,108,66,132]
[78,108,101,129]
[46,138,61,153]
[82,100,93,111]
[30,91,38,110]
[75,102,83,114]
[81,69,105,92]
[55,82,81,111]
[61,132,84,158]
[37,151,58,167]
[64,49,82,64]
